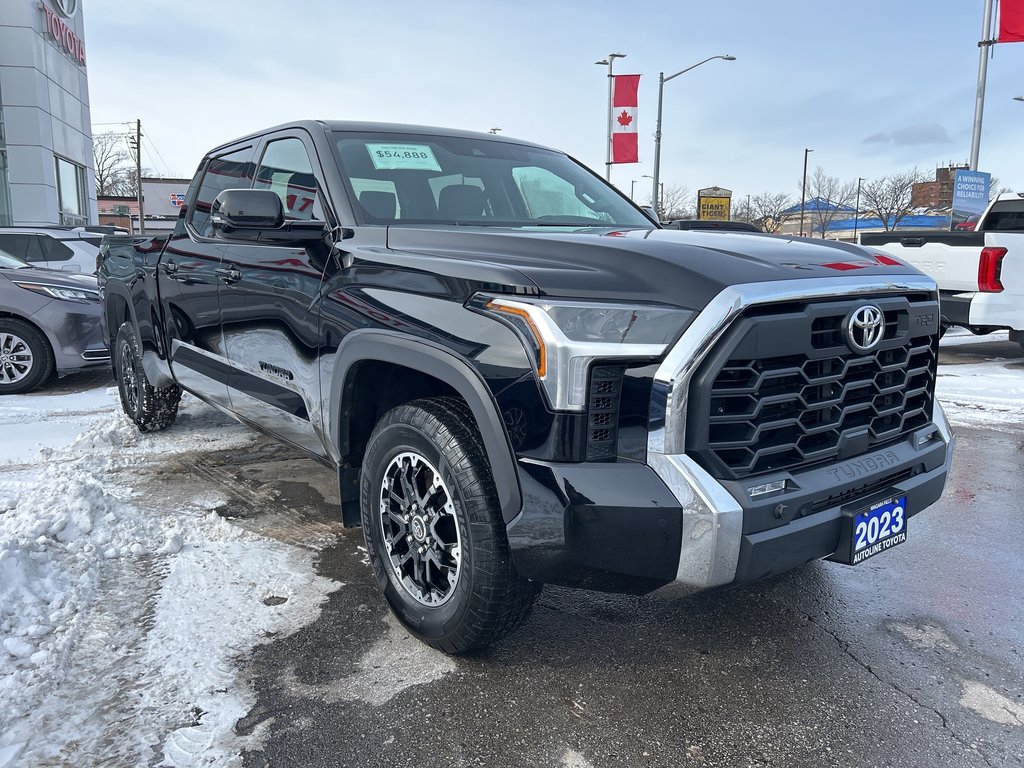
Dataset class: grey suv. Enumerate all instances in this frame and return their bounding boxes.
[0,249,109,394]
[0,227,105,275]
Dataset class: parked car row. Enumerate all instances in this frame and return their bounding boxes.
[0,247,109,395]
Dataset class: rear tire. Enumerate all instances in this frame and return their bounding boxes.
[0,318,54,395]
[114,321,181,432]
[360,396,539,654]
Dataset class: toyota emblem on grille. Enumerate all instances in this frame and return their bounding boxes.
[845,304,884,353]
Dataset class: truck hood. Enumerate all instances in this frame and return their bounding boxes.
[385,227,925,309]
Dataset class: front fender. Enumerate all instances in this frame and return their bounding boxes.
[328,329,523,524]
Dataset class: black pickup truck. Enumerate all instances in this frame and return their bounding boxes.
[99,121,953,653]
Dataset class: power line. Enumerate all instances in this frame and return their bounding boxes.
[142,134,173,177]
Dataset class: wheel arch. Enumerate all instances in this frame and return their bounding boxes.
[329,330,523,525]
[104,281,174,387]
[0,312,56,358]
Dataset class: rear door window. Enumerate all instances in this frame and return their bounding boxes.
[0,233,44,263]
[188,147,256,238]
[38,235,74,262]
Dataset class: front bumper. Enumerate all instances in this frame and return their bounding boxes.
[506,274,955,593]
[30,298,109,373]
[507,409,953,593]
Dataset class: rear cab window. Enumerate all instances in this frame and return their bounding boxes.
[983,199,1024,231]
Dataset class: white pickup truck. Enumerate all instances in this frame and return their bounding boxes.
[861,193,1023,354]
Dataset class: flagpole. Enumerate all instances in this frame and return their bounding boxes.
[970,0,996,170]
[596,53,626,181]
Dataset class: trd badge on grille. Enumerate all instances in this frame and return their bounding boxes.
[844,304,884,352]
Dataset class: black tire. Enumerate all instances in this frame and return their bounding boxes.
[0,318,54,395]
[360,396,539,654]
[114,321,182,432]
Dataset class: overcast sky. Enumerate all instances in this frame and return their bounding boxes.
[84,0,1024,202]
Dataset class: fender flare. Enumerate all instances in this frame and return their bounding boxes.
[103,279,174,387]
[329,329,523,524]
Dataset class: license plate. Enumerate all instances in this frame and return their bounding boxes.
[851,496,907,564]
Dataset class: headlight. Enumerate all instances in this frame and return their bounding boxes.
[471,294,694,411]
[13,281,100,303]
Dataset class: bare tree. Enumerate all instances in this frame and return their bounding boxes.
[860,169,925,231]
[989,176,1012,197]
[93,131,132,196]
[646,184,693,220]
[749,191,795,233]
[801,167,857,237]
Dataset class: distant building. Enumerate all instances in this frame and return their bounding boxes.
[911,164,969,209]
[97,176,190,233]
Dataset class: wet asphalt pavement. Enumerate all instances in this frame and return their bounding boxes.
[158,340,1024,768]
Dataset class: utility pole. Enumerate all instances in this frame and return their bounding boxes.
[135,119,145,234]
[596,53,626,181]
[799,148,813,237]
[969,0,996,171]
[853,177,865,242]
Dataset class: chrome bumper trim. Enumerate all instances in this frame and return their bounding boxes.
[648,453,742,588]
[647,274,940,588]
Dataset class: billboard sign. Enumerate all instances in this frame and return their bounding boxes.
[697,186,732,220]
[950,170,990,231]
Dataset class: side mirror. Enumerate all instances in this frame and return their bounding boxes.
[210,189,327,244]
[641,206,660,224]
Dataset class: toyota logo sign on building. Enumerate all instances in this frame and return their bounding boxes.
[53,0,78,18]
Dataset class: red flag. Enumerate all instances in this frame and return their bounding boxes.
[611,74,640,164]
[999,0,1024,42]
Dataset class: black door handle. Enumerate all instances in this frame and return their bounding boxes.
[900,237,925,247]
[161,260,178,274]
[215,266,242,284]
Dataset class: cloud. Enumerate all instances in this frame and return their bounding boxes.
[861,123,953,146]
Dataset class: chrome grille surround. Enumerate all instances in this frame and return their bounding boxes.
[645,274,942,590]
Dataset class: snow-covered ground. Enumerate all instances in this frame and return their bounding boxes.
[935,329,1024,429]
[0,387,339,766]
[0,330,1020,766]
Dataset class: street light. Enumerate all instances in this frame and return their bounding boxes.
[853,177,866,242]
[596,52,627,181]
[799,148,813,237]
[651,54,736,217]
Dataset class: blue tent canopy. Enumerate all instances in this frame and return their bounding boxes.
[781,197,857,215]
[822,214,949,233]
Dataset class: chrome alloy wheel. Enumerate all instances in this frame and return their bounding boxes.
[118,337,139,413]
[0,332,34,384]
[379,451,463,607]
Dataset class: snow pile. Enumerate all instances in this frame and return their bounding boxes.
[937,330,1024,429]
[0,393,339,766]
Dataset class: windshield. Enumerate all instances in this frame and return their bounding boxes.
[332,131,654,229]
[0,250,28,269]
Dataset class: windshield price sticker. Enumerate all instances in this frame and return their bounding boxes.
[366,143,441,171]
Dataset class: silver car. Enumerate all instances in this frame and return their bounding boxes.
[0,249,109,394]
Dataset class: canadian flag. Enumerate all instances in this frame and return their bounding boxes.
[611,74,640,164]
[999,0,1024,42]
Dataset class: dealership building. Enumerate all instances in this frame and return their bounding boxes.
[0,0,96,226]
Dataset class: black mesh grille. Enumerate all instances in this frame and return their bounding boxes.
[688,295,938,479]
[586,366,623,461]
